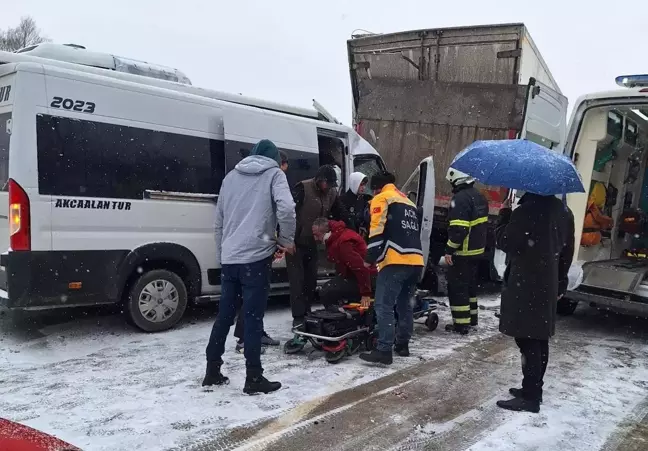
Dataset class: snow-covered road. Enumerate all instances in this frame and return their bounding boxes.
[0,296,501,450]
[1,297,647,451]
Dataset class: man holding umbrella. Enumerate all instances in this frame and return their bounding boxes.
[451,139,581,413]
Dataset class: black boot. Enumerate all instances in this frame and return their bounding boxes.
[496,397,540,413]
[445,324,469,335]
[202,361,229,387]
[359,349,393,365]
[244,375,282,395]
[509,388,543,403]
[394,342,410,357]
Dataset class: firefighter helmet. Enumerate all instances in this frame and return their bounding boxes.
[446,167,475,186]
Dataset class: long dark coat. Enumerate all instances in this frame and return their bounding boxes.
[496,194,575,339]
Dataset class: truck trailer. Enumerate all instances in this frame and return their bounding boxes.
[347,23,569,280]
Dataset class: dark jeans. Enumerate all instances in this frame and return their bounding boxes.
[447,256,479,328]
[206,258,271,377]
[374,265,420,352]
[286,243,318,321]
[319,274,377,307]
[515,337,549,402]
[233,297,267,342]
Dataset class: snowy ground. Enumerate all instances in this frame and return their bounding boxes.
[407,310,648,451]
[0,295,502,451]
[2,296,647,451]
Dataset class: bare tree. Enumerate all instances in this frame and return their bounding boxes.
[0,16,48,52]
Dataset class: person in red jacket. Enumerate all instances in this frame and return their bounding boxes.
[311,218,377,308]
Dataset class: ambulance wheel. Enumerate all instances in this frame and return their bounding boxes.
[325,349,346,364]
[125,269,188,332]
[426,313,439,331]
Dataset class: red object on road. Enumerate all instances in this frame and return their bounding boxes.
[0,419,80,451]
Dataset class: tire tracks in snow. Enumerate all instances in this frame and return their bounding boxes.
[602,396,648,451]
[182,334,513,451]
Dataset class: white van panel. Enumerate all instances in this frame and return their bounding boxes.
[42,73,224,293]
[223,107,319,153]
[42,67,224,136]
[5,71,53,251]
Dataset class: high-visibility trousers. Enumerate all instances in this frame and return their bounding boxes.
[447,256,479,327]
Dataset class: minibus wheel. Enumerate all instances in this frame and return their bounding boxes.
[125,269,188,332]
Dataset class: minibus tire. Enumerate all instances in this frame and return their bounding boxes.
[125,269,188,332]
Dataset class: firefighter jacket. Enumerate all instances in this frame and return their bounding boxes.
[367,184,424,270]
[445,183,489,257]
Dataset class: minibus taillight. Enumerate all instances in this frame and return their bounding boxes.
[8,179,31,251]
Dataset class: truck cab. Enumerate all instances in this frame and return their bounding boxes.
[562,75,648,317]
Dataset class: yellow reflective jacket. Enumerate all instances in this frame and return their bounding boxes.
[367,184,424,270]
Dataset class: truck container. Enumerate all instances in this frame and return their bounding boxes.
[347,23,569,278]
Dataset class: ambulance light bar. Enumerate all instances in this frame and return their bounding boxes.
[616,74,648,88]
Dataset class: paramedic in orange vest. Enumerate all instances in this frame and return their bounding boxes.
[581,183,613,246]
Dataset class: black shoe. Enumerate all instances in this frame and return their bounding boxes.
[235,341,266,355]
[202,362,229,387]
[496,397,540,413]
[394,342,410,357]
[261,331,280,346]
[445,324,469,335]
[509,388,543,403]
[359,349,393,365]
[243,375,282,395]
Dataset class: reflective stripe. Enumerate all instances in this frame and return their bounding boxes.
[456,248,485,257]
[462,234,470,252]
[470,309,479,315]
[471,217,488,226]
[469,297,478,302]
[447,240,460,249]
[454,317,471,325]
[367,240,384,249]
[378,240,424,262]
[449,219,471,227]
[449,217,488,227]
[450,305,470,312]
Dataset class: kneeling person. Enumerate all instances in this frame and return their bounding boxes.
[312,218,377,309]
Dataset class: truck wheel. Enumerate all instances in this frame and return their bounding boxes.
[125,269,188,332]
[557,299,579,316]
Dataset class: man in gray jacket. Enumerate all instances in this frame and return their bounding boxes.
[203,139,295,395]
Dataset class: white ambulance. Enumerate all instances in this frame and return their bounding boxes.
[561,75,648,318]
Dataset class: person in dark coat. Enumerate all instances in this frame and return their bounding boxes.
[340,171,372,234]
[495,193,575,413]
[286,165,349,334]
